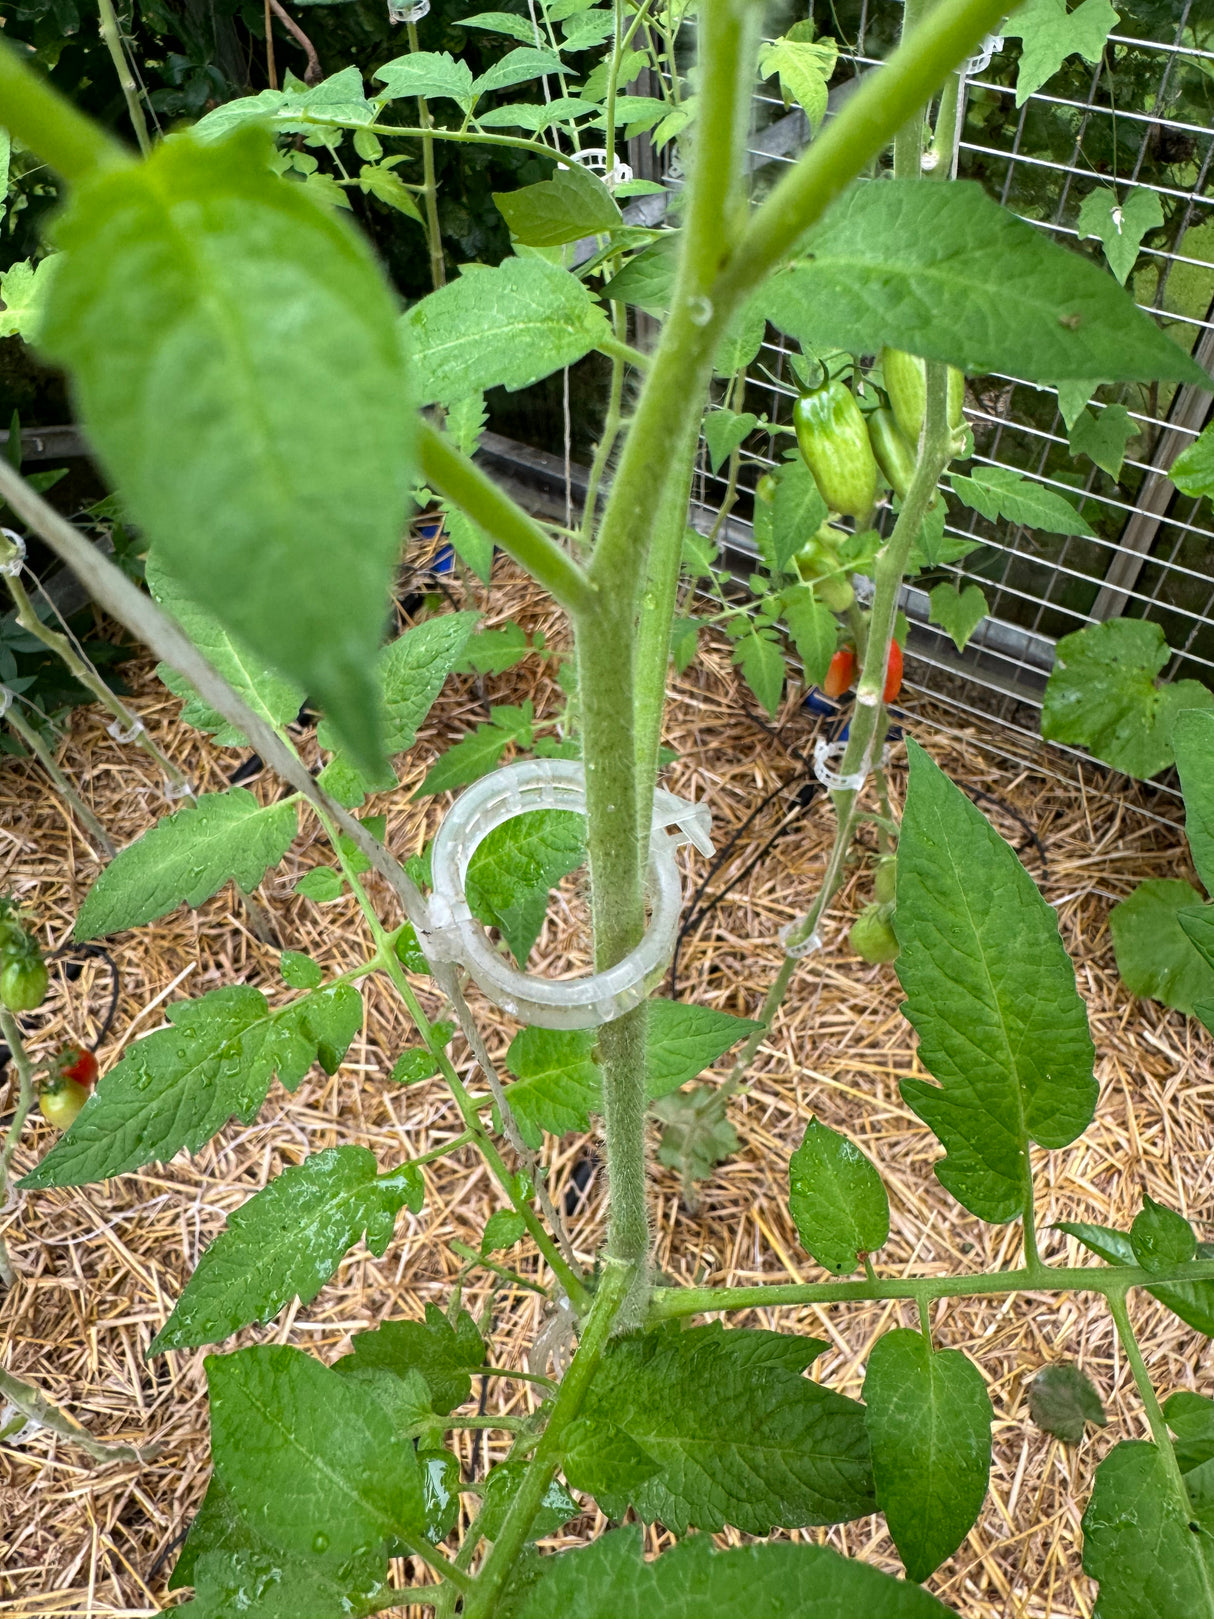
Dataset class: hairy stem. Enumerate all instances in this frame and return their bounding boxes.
[649,1259,1214,1322]
[0,1365,161,1463]
[95,0,151,155]
[407,19,446,290]
[3,701,115,856]
[418,423,596,614]
[460,1258,633,1619]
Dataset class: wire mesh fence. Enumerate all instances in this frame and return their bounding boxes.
[682,1,1214,808]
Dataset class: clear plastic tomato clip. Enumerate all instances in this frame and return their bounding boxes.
[415,758,713,1030]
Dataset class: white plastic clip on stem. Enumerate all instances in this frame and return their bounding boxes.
[419,758,713,1030]
[0,528,26,577]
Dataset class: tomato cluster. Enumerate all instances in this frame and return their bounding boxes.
[0,899,48,1013]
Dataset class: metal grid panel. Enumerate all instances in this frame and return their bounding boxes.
[688,3,1214,791]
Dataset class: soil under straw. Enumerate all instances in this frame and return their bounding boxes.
[0,561,1206,1619]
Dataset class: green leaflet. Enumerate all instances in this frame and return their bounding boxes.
[1082,1440,1214,1619]
[73,789,298,942]
[375,51,476,111]
[771,459,829,575]
[762,180,1207,385]
[194,65,379,137]
[464,807,586,966]
[1176,709,1214,895]
[896,743,1097,1223]
[1055,1222,1214,1337]
[1041,620,1214,780]
[493,162,621,246]
[703,408,758,473]
[20,984,362,1189]
[146,550,304,746]
[505,1526,954,1619]
[40,128,414,776]
[150,1147,424,1354]
[561,1323,875,1534]
[788,1118,890,1275]
[1004,0,1119,108]
[177,1546,389,1619]
[950,466,1094,538]
[1165,1392,1214,1533]
[415,703,534,795]
[317,609,480,795]
[781,585,838,688]
[1068,402,1137,478]
[478,1462,580,1545]
[732,627,785,716]
[1027,1363,1107,1444]
[928,582,988,652]
[207,1345,428,1560]
[334,1303,486,1415]
[1172,421,1214,500]
[406,257,611,407]
[863,1329,992,1582]
[1110,879,1214,1016]
[502,1000,758,1146]
[1131,1194,1198,1272]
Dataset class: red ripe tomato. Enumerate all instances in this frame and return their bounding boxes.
[57,1045,99,1087]
[883,640,904,703]
[823,646,856,699]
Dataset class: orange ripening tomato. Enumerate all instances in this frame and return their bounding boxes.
[57,1045,99,1087]
[823,647,856,699]
[884,640,904,703]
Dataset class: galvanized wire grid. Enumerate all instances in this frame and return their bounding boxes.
[687,3,1214,808]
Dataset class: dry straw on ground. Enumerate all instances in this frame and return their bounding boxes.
[0,561,1208,1619]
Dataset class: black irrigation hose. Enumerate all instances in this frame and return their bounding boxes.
[47,941,121,1050]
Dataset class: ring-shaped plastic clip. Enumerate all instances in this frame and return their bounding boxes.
[779,919,821,959]
[0,529,25,578]
[107,716,145,744]
[423,758,713,1030]
[0,685,12,720]
[813,736,892,793]
[387,0,429,20]
[569,147,633,187]
[963,33,1002,76]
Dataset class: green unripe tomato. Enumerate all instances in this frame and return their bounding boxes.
[0,954,47,1012]
[39,1076,88,1131]
[849,903,899,965]
[867,407,918,500]
[881,348,965,447]
[794,379,878,520]
[814,573,855,613]
[755,473,778,505]
[874,856,897,905]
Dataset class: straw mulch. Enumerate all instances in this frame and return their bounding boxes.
[0,559,1208,1619]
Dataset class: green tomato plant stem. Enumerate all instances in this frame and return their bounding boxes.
[95,0,152,157]
[3,701,116,858]
[406,19,446,291]
[0,39,131,179]
[2,557,192,792]
[892,0,937,181]
[460,1257,634,1619]
[648,1257,1214,1321]
[418,422,597,615]
[0,1004,37,1200]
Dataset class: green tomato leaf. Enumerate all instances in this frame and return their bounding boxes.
[407,256,610,407]
[1041,620,1214,780]
[950,466,1094,536]
[334,1303,486,1415]
[780,584,838,688]
[763,180,1207,385]
[73,789,297,942]
[194,66,378,138]
[472,47,565,100]
[461,11,542,45]
[1171,421,1214,500]
[1175,709,1214,895]
[646,999,759,1098]
[599,235,679,315]
[771,459,829,576]
[1082,1440,1214,1619]
[1003,0,1119,106]
[712,294,768,377]
[443,503,495,583]
[481,1208,527,1253]
[0,254,62,343]
[280,951,322,989]
[374,51,475,111]
[1027,1363,1107,1444]
[1068,402,1137,478]
[1056,1221,1214,1337]
[757,35,838,130]
[896,742,1097,1223]
[493,161,622,246]
[294,866,346,902]
[181,1543,388,1619]
[207,1344,427,1557]
[507,1525,954,1619]
[40,128,414,777]
[1131,1194,1198,1273]
[1110,879,1214,1015]
[1165,1392,1214,1530]
[561,1323,874,1534]
[476,95,597,131]
[150,1147,422,1353]
[703,408,758,473]
[928,582,988,652]
[788,1118,890,1275]
[415,703,533,796]
[456,622,532,676]
[732,627,785,717]
[20,985,362,1189]
[464,807,585,966]
[863,1329,992,1582]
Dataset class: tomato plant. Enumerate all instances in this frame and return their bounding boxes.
[0,1,1213,1616]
